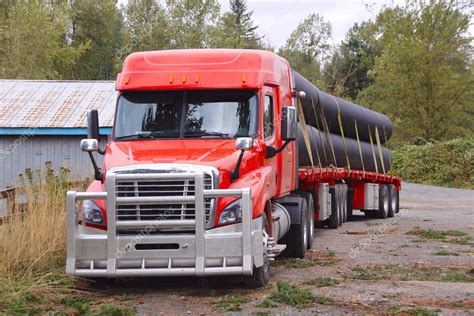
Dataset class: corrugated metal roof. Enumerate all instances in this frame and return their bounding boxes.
[0,80,117,128]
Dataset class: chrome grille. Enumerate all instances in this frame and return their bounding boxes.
[115,174,214,226]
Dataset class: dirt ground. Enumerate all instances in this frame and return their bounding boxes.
[96,183,474,315]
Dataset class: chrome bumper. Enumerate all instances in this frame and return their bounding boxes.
[66,171,263,277]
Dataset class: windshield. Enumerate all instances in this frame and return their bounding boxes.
[114,90,258,140]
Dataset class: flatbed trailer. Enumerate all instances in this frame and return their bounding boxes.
[298,167,401,226]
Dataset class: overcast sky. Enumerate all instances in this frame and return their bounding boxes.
[219,0,406,48]
[118,0,472,48]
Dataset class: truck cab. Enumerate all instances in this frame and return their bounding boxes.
[66,49,301,287]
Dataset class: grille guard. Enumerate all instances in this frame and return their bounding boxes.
[66,171,262,277]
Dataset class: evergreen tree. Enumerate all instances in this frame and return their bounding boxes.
[212,0,263,49]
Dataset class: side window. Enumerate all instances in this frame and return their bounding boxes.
[264,95,274,140]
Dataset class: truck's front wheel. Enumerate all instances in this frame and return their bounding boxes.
[247,215,271,288]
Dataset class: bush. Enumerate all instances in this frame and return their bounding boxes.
[391,137,474,188]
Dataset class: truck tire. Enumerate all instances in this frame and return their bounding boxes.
[247,215,271,288]
[346,188,354,220]
[328,187,340,229]
[299,191,314,250]
[341,184,348,223]
[388,184,399,216]
[286,197,308,258]
[377,185,390,219]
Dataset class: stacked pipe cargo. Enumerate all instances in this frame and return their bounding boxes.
[293,71,393,173]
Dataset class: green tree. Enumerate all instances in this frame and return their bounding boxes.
[212,0,263,49]
[165,0,220,48]
[122,0,169,53]
[324,22,380,98]
[358,0,473,143]
[0,0,86,79]
[70,0,124,80]
[279,13,332,88]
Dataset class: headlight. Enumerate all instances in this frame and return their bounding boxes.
[82,200,105,226]
[218,199,242,225]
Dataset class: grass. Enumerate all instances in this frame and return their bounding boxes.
[387,305,440,315]
[257,298,278,308]
[269,280,318,308]
[348,265,473,283]
[351,266,382,280]
[263,280,335,309]
[0,164,134,314]
[407,227,473,245]
[213,294,251,312]
[305,277,340,287]
[431,250,460,256]
[391,137,474,189]
[276,251,340,268]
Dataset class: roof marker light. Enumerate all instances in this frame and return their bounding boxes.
[169,75,174,84]
[124,76,130,85]
[195,75,199,83]
[242,74,246,83]
[182,75,187,84]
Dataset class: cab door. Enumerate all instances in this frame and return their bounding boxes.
[262,85,281,196]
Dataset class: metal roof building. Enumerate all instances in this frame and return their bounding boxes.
[0,80,117,212]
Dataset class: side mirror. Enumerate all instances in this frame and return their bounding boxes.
[80,139,102,181]
[281,106,297,141]
[235,137,253,151]
[87,110,100,140]
[81,139,99,152]
[231,137,253,182]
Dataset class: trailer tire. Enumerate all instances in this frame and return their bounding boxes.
[287,197,308,258]
[299,191,314,250]
[341,185,348,223]
[388,184,399,216]
[347,188,354,220]
[328,187,340,229]
[377,185,390,219]
[247,215,271,288]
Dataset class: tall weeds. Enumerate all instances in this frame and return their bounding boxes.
[0,163,86,312]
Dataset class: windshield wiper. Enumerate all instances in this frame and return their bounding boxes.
[184,131,231,138]
[115,133,157,140]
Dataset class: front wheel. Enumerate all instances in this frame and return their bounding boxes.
[247,214,271,288]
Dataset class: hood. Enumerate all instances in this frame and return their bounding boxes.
[103,139,260,184]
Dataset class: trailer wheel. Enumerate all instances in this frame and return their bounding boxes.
[388,184,399,216]
[328,187,340,229]
[247,214,271,288]
[286,197,308,258]
[341,185,348,223]
[347,188,354,220]
[299,192,314,250]
[377,185,390,219]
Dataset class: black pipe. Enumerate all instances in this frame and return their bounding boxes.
[297,124,392,173]
[293,71,393,143]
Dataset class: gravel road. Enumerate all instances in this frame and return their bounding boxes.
[99,183,474,315]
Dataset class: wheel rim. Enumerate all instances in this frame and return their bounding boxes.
[383,189,389,215]
[262,228,270,273]
[303,210,308,249]
[390,189,397,213]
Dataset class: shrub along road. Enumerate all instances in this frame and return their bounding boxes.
[91,183,473,315]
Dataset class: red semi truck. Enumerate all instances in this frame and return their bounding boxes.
[66,49,401,287]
